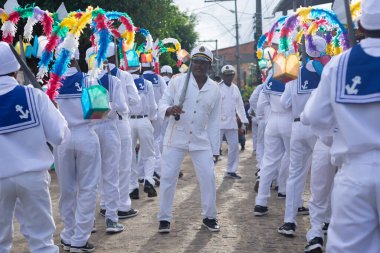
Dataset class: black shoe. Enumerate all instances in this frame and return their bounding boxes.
[277,193,286,199]
[129,188,139,200]
[61,239,71,251]
[179,171,184,178]
[202,218,220,232]
[305,237,323,253]
[138,178,144,184]
[118,209,139,219]
[278,222,296,236]
[99,208,106,217]
[225,172,242,179]
[153,172,160,186]
[158,220,171,233]
[144,181,157,197]
[298,206,309,215]
[70,242,95,252]
[254,205,268,216]
[322,222,329,235]
[254,179,260,193]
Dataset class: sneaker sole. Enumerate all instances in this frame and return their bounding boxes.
[119,212,139,219]
[254,211,268,216]
[278,229,295,236]
[277,196,286,199]
[298,211,309,216]
[304,244,323,253]
[62,245,70,251]
[70,247,95,253]
[106,228,125,234]
[202,223,220,232]
[158,228,171,233]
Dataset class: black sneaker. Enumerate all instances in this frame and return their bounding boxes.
[278,222,296,236]
[254,205,268,216]
[305,237,323,253]
[298,206,309,215]
[105,218,124,234]
[225,172,242,179]
[70,242,95,252]
[153,172,160,186]
[277,193,286,199]
[179,171,184,178]
[129,188,139,200]
[144,181,157,197]
[138,178,144,184]
[322,222,329,235]
[99,208,106,217]
[254,179,260,193]
[61,239,71,251]
[202,218,220,232]
[158,220,171,233]
[118,209,139,219]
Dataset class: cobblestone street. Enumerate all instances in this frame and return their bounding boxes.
[12,136,313,253]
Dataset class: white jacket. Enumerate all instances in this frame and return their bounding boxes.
[159,73,221,155]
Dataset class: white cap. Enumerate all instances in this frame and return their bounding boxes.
[306,35,326,58]
[221,65,235,75]
[36,36,49,59]
[141,62,154,68]
[106,42,115,58]
[191,45,213,62]
[360,0,380,30]
[0,42,20,75]
[161,65,173,74]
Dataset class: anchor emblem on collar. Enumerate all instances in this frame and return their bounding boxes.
[345,76,361,95]
[302,80,308,90]
[75,82,82,91]
[15,105,30,119]
[267,82,273,89]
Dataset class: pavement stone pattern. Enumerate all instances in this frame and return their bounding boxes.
[11,135,316,253]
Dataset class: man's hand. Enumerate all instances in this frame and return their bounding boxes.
[165,105,185,117]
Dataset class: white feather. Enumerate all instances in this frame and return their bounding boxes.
[1,20,17,38]
[24,18,38,42]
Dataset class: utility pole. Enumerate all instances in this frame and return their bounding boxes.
[254,0,262,85]
[198,39,219,76]
[205,0,242,88]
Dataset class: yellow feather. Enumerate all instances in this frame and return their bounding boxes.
[1,12,8,23]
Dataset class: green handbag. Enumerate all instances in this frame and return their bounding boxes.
[81,78,110,119]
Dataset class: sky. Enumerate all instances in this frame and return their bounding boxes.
[172,0,283,50]
[173,0,332,51]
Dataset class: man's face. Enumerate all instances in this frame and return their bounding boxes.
[191,59,211,78]
[222,73,235,85]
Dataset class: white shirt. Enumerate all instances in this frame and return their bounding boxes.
[142,70,167,105]
[0,76,68,178]
[159,73,221,155]
[129,73,157,120]
[256,89,271,123]
[109,64,140,115]
[97,68,128,120]
[219,82,248,129]
[249,83,263,113]
[281,61,316,119]
[302,38,380,162]
[56,68,90,128]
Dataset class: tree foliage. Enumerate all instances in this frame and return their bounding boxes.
[16,0,198,71]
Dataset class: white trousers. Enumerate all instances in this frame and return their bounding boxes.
[0,171,58,253]
[255,112,292,207]
[129,117,155,190]
[94,120,121,222]
[277,154,289,195]
[284,122,316,223]
[152,119,162,176]
[114,119,133,212]
[251,117,258,152]
[327,151,380,253]
[306,139,335,242]
[157,147,217,222]
[255,120,266,171]
[55,126,101,247]
[220,129,239,173]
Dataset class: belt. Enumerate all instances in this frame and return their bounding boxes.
[130,115,148,119]
[294,117,301,122]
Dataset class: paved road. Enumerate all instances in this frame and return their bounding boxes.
[12,136,313,253]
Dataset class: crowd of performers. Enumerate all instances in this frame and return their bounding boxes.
[1,0,380,253]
